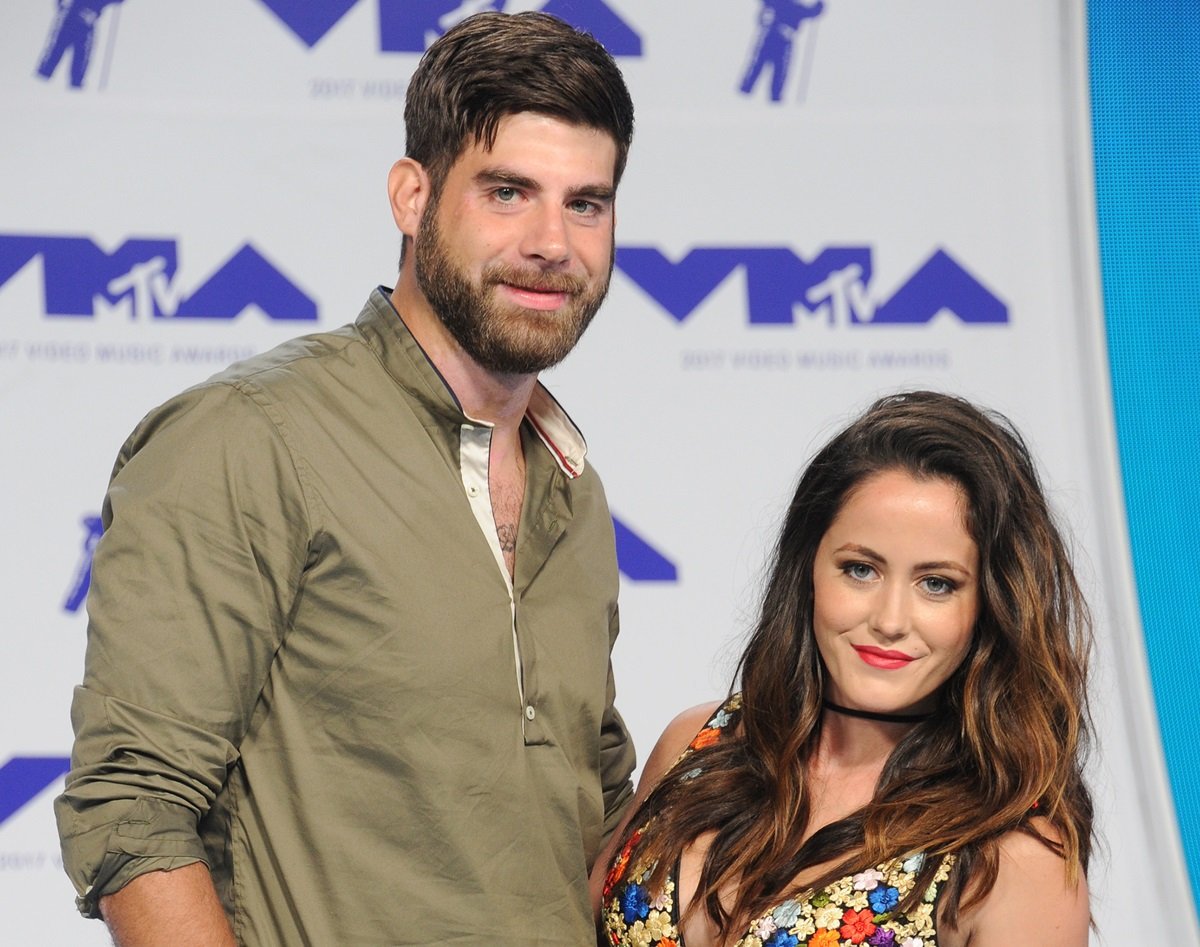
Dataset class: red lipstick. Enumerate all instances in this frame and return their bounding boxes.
[852,645,915,670]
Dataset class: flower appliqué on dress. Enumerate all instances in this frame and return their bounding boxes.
[601,694,955,946]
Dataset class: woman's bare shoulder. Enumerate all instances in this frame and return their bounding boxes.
[951,818,1089,947]
[640,700,725,787]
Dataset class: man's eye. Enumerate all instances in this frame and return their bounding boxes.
[495,187,519,202]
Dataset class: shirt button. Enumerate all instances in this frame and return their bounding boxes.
[467,485,479,497]
[524,705,536,721]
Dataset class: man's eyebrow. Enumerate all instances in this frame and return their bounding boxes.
[566,184,616,204]
[473,168,539,191]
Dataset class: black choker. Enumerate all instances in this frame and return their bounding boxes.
[822,700,933,724]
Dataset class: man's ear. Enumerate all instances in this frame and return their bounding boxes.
[388,158,430,239]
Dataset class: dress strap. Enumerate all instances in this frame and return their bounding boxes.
[670,693,743,777]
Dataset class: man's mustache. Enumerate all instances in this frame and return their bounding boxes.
[482,264,588,295]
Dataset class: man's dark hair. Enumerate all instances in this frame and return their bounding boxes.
[404,11,635,192]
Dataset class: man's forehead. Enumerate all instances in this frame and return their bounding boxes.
[452,112,619,180]
[476,111,617,147]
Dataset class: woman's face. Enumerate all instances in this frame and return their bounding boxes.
[811,469,980,717]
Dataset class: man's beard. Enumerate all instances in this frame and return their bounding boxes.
[413,203,612,375]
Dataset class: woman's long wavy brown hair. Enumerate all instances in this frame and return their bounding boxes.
[621,390,1093,936]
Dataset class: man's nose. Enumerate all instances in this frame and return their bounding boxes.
[520,204,570,266]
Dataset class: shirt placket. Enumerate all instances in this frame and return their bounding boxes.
[458,421,532,735]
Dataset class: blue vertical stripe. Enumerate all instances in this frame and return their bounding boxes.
[1088,0,1200,913]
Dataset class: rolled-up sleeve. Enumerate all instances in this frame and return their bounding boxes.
[54,380,310,918]
[597,605,636,850]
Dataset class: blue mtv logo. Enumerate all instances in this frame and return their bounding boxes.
[0,235,317,321]
[616,246,1008,327]
[259,0,643,55]
[739,0,827,104]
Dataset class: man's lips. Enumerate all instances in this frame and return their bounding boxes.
[852,645,916,670]
[486,263,586,311]
[497,283,571,311]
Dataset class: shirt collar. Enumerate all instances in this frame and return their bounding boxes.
[524,384,586,479]
[360,287,588,479]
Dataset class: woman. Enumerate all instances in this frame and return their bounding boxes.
[595,391,1092,946]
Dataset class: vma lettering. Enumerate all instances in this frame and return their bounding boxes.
[616,246,1008,327]
[0,235,317,321]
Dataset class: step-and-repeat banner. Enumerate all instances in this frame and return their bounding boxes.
[1,2,1194,941]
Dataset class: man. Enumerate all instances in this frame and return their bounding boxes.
[55,12,636,945]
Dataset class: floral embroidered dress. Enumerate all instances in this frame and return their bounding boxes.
[601,695,956,947]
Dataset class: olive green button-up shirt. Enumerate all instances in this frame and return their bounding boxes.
[55,288,636,946]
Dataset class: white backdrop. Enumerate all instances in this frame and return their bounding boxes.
[1,1,1192,941]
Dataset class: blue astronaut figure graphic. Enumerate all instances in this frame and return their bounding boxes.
[36,0,125,89]
[63,514,103,613]
[739,0,825,103]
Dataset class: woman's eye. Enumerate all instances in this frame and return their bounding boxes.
[922,576,955,595]
[844,562,875,581]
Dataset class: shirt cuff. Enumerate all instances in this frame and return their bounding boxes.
[77,854,209,919]
[63,795,210,919]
